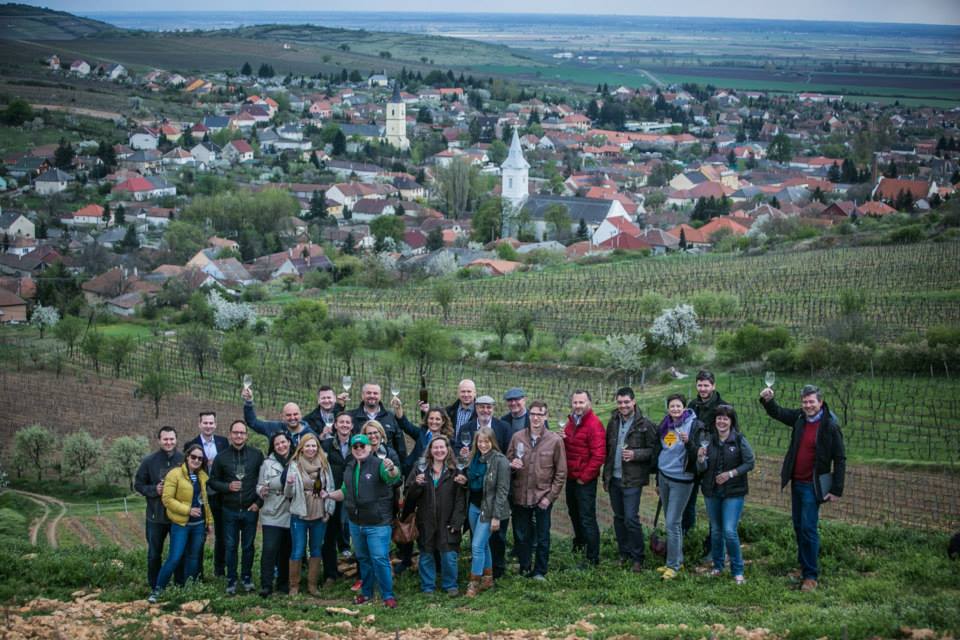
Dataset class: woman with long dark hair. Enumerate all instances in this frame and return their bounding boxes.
[257,431,293,597]
[464,426,510,596]
[697,404,755,584]
[403,434,467,595]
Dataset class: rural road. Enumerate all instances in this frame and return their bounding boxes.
[637,68,664,88]
[9,489,66,548]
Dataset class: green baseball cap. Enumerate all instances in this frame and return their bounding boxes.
[350,434,371,447]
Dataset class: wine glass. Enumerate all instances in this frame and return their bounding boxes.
[764,371,776,389]
[236,469,246,482]
[342,375,352,393]
[242,374,253,391]
[416,457,427,474]
[390,384,400,400]
[516,442,525,460]
[456,456,466,471]
[376,445,387,460]
[460,434,471,453]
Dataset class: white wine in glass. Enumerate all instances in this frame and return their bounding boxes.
[390,385,400,399]
[342,375,352,393]
[516,442,525,459]
[765,371,776,389]
[242,374,253,391]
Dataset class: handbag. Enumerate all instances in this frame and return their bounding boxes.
[392,512,418,544]
[649,498,666,557]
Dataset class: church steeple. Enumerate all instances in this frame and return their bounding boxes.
[384,81,409,151]
[501,128,529,208]
[390,81,402,104]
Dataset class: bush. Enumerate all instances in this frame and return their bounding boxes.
[240,284,268,301]
[302,270,332,290]
[926,325,960,350]
[716,323,792,364]
[496,242,519,261]
[884,224,925,244]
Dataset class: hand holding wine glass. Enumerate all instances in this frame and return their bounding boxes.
[342,375,352,393]
[765,371,776,389]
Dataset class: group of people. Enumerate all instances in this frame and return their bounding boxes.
[134,371,846,607]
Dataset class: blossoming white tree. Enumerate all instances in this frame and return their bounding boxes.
[30,304,60,338]
[208,291,257,331]
[650,304,701,359]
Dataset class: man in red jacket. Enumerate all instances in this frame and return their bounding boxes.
[562,390,606,567]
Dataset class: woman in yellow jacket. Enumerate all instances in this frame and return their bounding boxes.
[148,443,214,602]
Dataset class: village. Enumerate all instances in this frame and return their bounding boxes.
[0,53,958,319]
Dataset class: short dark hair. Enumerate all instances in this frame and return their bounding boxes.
[229,419,247,433]
[268,431,293,457]
[157,425,177,439]
[317,385,334,394]
[714,404,738,428]
[571,389,592,402]
[199,411,216,420]
[666,393,687,408]
[801,384,823,401]
[615,387,635,400]
[529,400,547,412]
[695,370,716,384]
[183,443,205,465]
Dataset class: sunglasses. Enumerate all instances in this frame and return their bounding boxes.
[352,443,368,449]
[187,454,204,461]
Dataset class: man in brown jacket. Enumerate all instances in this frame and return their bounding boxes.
[507,400,567,580]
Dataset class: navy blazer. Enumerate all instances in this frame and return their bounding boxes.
[185,434,229,474]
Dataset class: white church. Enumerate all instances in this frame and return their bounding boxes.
[500,129,633,243]
[383,83,410,151]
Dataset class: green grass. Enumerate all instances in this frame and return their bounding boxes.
[0,502,956,638]
[98,323,155,339]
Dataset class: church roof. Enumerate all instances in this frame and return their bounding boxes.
[390,82,402,103]
[501,129,530,171]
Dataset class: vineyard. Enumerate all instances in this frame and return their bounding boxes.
[316,243,960,341]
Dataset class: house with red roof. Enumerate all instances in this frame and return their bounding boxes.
[592,215,640,246]
[223,139,254,163]
[0,288,27,323]
[668,224,711,249]
[698,216,752,239]
[871,177,936,203]
[112,176,176,201]
[63,203,107,226]
[855,201,897,217]
[597,233,652,252]
[466,258,523,276]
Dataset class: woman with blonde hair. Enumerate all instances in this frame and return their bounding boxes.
[284,432,335,595]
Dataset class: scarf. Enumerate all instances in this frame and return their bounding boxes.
[659,408,695,439]
[296,453,327,520]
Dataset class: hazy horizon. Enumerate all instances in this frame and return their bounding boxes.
[16,1,960,27]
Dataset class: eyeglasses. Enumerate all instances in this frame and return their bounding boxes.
[187,454,204,461]
[352,444,368,450]
[529,412,546,418]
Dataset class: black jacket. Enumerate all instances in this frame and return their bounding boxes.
[134,449,184,524]
[699,430,755,499]
[303,402,347,433]
[208,445,265,511]
[403,465,467,553]
[322,434,353,489]
[687,391,726,431]
[762,398,846,500]
[348,403,418,462]
[447,401,477,440]
[602,411,658,489]
[456,417,511,457]
[343,455,400,526]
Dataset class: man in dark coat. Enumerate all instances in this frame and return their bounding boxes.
[760,383,845,592]
[185,412,229,577]
[134,426,184,589]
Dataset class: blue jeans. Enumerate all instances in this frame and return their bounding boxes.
[705,495,745,576]
[565,478,600,564]
[659,474,694,570]
[418,549,458,592]
[512,502,552,577]
[468,503,494,576]
[155,522,205,592]
[791,482,820,580]
[682,477,701,535]
[290,516,327,561]
[223,508,259,586]
[348,521,394,600]
[145,520,183,589]
[608,478,644,563]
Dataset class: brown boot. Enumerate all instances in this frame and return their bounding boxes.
[465,574,482,598]
[288,561,301,596]
[479,568,494,592]
[307,558,322,596]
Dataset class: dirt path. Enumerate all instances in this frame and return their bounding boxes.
[30,103,127,122]
[10,489,67,548]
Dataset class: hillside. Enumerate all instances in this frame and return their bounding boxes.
[0,3,119,40]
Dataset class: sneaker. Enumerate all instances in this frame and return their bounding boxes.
[383,597,398,609]
[354,594,370,605]
[445,588,459,597]
[350,579,363,592]
[734,575,746,585]
[710,569,722,577]
[147,592,158,604]
[531,573,546,581]
[800,578,818,592]
[661,568,679,580]
[243,581,255,593]
[656,565,669,574]
[631,561,644,573]
[225,584,237,596]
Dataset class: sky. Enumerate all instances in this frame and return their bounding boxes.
[20,0,960,25]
